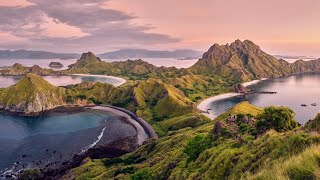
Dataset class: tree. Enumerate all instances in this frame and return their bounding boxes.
[184,134,211,161]
[256,106,298,132]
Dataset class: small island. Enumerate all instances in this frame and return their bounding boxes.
[49,61,63,68]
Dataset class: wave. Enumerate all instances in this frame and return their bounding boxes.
[81,126,106,154]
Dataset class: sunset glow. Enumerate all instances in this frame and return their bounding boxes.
[0,0,320,56]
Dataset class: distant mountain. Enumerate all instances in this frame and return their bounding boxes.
[0,50,79,59]
[274,55,316,60]
[0,49,203,60]
[98,49,203,59]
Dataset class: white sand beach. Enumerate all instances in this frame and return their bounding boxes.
[197,78,267,120]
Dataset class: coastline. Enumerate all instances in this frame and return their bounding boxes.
[90,105,157,144]
[197,78,267,120]
[72,74,127,87]
[1,105,157,179]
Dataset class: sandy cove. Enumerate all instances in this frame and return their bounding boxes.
[197,78,268,120]
[90,105,157,145]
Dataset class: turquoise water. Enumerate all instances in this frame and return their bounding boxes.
[209,73,320,124]
[0,109,136,174]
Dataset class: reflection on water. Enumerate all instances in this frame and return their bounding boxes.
[209,73,320,124]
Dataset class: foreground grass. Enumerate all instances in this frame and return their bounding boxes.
[251,144,320,180]
[63,103,320,180]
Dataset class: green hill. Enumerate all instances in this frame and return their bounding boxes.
[65,79,200,135]
[65,52,173,79]
[189,40,320,81]
[0,73,65,114]
[62,102,320,179]
[0,63,54,75]
[189,40,292,81]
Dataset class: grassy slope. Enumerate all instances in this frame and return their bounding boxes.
[64,102,320,180]
[8,53,320,179]
[214,101,263,121]
[65,79,202,136]
[0,73,65,110]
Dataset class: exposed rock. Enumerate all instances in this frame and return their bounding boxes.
[190,40,320,81]
[68,52,102,68]
[234,83,248,93]
[211,121,227,139]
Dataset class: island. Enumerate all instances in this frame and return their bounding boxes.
[1,40,320,180]
[49,61,64,68]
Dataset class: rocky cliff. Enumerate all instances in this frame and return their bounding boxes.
[190,40,293,81]
[68,52,102,68]
[190,40,320,81]
[0,73,66,114]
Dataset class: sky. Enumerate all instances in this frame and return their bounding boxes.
[1,0,320,56]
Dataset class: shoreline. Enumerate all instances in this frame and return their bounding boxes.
[197,78,268,120]
[90,105,158,144]
[71,74,127,87]
[1,105,157,179]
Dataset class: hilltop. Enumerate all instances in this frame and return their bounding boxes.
[190,40,320,81]
[0,63,54,75]
[0,73,65,114]
[65,52,180,79]
[4,41,320,179]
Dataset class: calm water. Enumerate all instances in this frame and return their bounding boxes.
[105,58,198,68]
[0,109,136,174]
[0,58,198,69]
[0,59,77,70]
[0,75,122,88]
[209,73,320,124]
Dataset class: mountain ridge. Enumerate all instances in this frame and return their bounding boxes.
[190,39,320,81]
[0,49,202,60]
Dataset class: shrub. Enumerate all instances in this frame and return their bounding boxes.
[76,94,87,100]
[184,134,211,161]
[130,168,153,180]
[256,106,298,132]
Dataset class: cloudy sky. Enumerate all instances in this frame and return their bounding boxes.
[1,0,320,56]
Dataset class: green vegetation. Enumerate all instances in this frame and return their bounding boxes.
[63,102,320,179]
[252,145,320,179]
[18,169,44,180]
[214,101,263,122]
[3,45,320,179]
[0,73,65,114]
[305,113,320,132]
[184,134,211,161]
[256,106,299,132]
